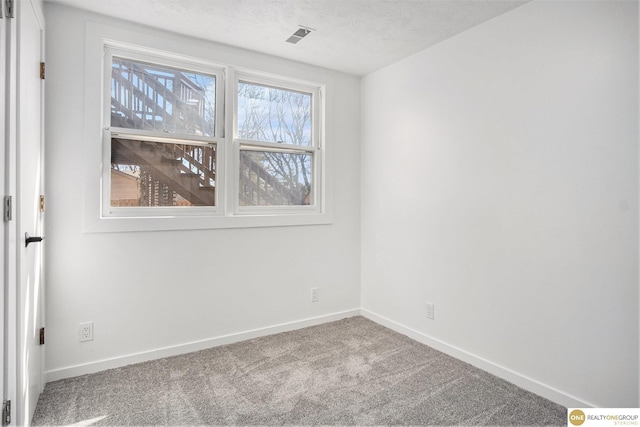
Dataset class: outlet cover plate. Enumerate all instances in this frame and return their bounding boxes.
[426,302,435,320]
[79,322,93,342]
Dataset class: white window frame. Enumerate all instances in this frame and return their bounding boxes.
[82,23,333,232]
[103,45,226,219]
[232,71,323,216]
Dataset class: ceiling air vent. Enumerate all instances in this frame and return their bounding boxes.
[286,26,314,44]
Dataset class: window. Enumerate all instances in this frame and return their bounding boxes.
[86,29,330,232]
[104,49,224,217]
[235,78,320,210]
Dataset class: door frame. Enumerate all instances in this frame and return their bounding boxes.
[1,1,8,420]
[3,0,19,424]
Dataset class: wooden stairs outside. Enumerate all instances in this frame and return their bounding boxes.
[111,138,215,206]
[110,59,304,207]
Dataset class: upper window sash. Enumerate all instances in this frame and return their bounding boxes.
[233,73,321,150]
[103,45,226,140]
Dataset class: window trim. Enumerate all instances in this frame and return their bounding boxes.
[103,45,225,218]
[232,71,323,215]
[82,23,333,232]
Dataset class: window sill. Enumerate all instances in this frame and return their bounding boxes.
[83,211,333,233]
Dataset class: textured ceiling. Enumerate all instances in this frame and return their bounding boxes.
[43,0,530,75]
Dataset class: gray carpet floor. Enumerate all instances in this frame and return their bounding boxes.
[32,316,566,426]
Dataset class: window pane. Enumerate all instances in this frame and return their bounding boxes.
[239,150,312,206]
[111,57,216,136]
[111,138,216,207]
[237,81,312,146]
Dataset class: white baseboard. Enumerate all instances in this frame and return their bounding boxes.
[45,309,360,383]
[47,307,597,410]
[361,308,596,409]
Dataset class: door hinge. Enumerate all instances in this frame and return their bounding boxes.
[2,400,10,426]
[40,195,45,212]
[3,196,12,222]
[40,62,45,80]
[5,0,13,19]
[39,327,45,345]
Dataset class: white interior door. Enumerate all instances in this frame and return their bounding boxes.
[1,1,45,424]
[16,0,45,424]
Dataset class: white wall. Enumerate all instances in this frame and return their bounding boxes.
[361,0,638,408]
[45,0,639,409]
[44,4,361,378]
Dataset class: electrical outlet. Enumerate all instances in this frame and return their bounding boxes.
[426,302,435,320]
[79,322,93,342]
[310,287,319,302]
